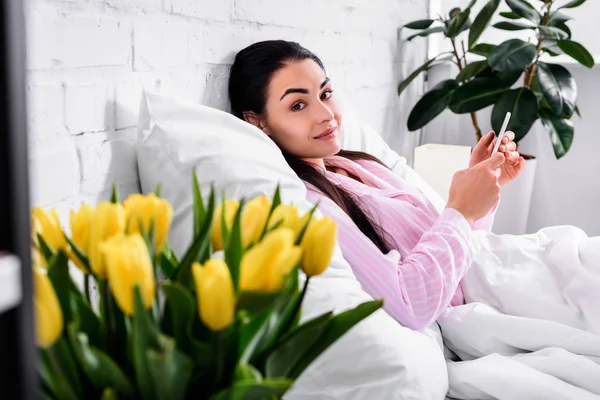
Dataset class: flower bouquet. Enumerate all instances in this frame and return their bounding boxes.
[31,175,382,399]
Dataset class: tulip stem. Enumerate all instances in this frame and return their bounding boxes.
[84,274,91,304]
[46,348,78,400]
[215,331,224,387]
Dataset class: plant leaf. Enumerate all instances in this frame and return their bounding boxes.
[469,43,496,56]
[469,0,501,48]
[499,11,521,19]
[558,0,587,10]
[505,0,541,23]
[47,251,74,324]
[234,363,263,383]
[407,79,458,131]
[132,286,161,400]
[539,26,569,40]
[491,88,539,142]
[557,40,595,68]
[403,19,435,29]
[446,8,471,38]
[449,77,509,113]
[488,39,537,71]
[456,60,489,82]
[493,21,535,30]
[549,11,572,25]
[407,26,445,41]
[536,62,577,117]
[575,105,581,118]
[67,322,134,396]
[101,389,118,400]
[208,378,292,400]
[110,184,119,204]
[226,198,245,292]
[192,170,206,238]
[540,112,575,159]
[542,39,563,56]
[146,336,195,400]
[176,187,215,289]
[397,53,452,96]
[283,300,383,380]
[39,349,79,400]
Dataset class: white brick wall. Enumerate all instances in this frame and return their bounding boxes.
[25,0,428,219]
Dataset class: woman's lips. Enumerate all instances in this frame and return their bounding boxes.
[315,127,338,141]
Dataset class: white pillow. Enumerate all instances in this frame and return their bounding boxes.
[136,90,448,400]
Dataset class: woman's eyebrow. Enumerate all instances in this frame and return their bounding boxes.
[279,77,331,101]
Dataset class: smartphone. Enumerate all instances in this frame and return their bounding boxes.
[492,112,512,157]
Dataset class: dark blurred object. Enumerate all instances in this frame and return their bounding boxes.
[0,0,38,399]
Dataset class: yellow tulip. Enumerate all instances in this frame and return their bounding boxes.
[211,199,240,251]
[32,207,67,252]
[33,266,63,348]
[240,228,301,292]
[68,203,95,273]
[123,194,173,254]
[268,204,301,233]
[32,247,47,269]
[300,217,337,277]
[241,195,272,248]
[89,202,126,278]
[192,259,235,331]
[101,234,155,316]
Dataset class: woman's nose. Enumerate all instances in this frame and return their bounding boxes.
[315,101,335,123]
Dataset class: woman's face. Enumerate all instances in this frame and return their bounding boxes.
[250,59,342,164]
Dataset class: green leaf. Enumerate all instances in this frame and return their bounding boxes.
[558,0,587,10]
[67,322,134,396]
[446,8,471,38]
[456,60,489,83]
[407,26,445,41]
[491,88,539,142]
[536,62,576,117]
[237,291,281,317]
[154,183,162,197]
[132,286,161,400]
[37,234,55,264]
[234,363,263,383]
[505,0,541,23]
[158,251,178,280]
[264,312,331,378]
[449,77,509,114]
[40,349,79,400]
[51,336,84,397]
[557,40,595,68]
[407,79,458,131]
[574,105,581,118]
[552,22,572,39]
[63,234,90,273]
[161,281,213,367]
[176,187,215,289]
[493,21,535,30]
[540,111,575,159]
[273,300,383,380]
[499,11,521,19]
[110,184,119,204]
[488,39,537,71]
[47,251,74,324]
[403,19,435,29]
[549,11,572,25]
[192,170,206,238]
[208,378,292,400]
[225,200,244,292]
[542,39,563,56]
[469,0,501,48]
[259,186,281,241]
[295,203,319,245]
[539,26,569,40]
[71,291,102,348]
[397,53,452,96]
[146,336,195,400]
[469,43,496,56]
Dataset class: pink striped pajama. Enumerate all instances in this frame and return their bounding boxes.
[305,156,496,330]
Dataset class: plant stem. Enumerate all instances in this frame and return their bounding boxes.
[84,274,91,304]
[524,2,552,88]
[452,38,482,141]
[47,348,78,400]
[215,331,224,388]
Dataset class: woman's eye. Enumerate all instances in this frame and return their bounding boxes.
[321,90,333,100]
[291,102,305,111]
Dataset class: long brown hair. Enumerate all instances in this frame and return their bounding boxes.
[228,40,394,254]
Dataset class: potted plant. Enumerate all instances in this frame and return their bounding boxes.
[398,0,594,233]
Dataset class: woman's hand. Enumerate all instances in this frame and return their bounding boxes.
[470,131,526,186]
[447,153,505,225]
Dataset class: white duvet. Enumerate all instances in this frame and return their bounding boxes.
[440,226,600,399]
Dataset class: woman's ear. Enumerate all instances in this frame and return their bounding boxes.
[242,111,269,134]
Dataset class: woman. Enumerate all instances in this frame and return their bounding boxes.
[228,40,526,331]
